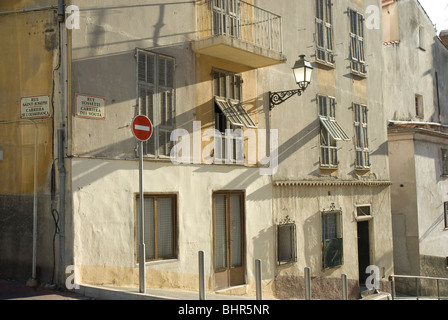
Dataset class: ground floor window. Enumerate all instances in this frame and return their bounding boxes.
[136,194,177,261]
[444,202,448,229]
[277,218,297,264]
[321,210,343,269]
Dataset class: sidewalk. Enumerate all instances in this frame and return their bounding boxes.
[0,279,91,300]
[0,278,258,300]
[76,283,258,300]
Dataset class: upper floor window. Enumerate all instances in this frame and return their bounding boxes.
[349,9,366,77]
[415,94,424,118]
[212,69,256,163]
[137,49,176,158]
[318,95,350,168]
[442,149,448,176]
[315,0,334,65]
[418,26,425,50]
[354,104,370,169]
[444,202,448,229]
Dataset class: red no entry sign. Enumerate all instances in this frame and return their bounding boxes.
[132,115,153,141]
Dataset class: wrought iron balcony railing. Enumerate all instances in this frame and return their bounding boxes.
[197,0,283,54]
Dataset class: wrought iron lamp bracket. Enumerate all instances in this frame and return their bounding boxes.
[269,89,302,111]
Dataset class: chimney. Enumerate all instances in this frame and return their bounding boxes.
[440,30,448,49]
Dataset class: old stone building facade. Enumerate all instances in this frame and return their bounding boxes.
[0,0,409,300]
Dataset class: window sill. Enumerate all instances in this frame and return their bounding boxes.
[144,258,178,266]
[315,59,335,70]
[350,70,367,80]
[320,166,338,172]
[355,167,371,173]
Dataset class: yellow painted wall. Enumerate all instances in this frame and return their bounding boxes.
[0,4,58,194]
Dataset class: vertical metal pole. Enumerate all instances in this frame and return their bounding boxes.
[437,279,440,301]
[304,267,311,300]
[341,274,348,300]
[31,124,38,282]
[57,129,66,287]
[255,259,262,300]
[416,277,419,300]
[390,276,395,300]
[199,251,205,300]
[138,141,146,293]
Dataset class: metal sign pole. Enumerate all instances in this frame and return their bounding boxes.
[132,115,152,294]
[138,140,146,293]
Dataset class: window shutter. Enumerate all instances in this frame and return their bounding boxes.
[143,198,155,260]
[157,197,174,258]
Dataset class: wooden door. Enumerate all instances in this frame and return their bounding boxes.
[213,192,245,290]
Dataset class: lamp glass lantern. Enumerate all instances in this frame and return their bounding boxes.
[292,55,313,90]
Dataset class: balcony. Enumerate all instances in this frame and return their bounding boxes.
[194,0,286,71]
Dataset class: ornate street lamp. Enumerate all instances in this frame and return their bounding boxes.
[269,55,313,110]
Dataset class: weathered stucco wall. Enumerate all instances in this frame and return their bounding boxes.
[71,158,275,297]
[0,1,60,283]
[383,0,448,123]
[273,184,393,299]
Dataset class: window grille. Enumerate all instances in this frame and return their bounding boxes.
[277,216,297,264]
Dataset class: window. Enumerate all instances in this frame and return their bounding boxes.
[354,104,370,169]
[349,9,366,76]
[137,49,175,158]
[357,205,371,218]
[442,149,448,175]
[418,26,425,50]
[212,69,256,163]
[318,95,350,168]
[136,194,177,261]
[444,202,448,229]
[277,217,297,264]
[212,0,240,38]
[322,210,343,269]
[415,94,424,118]
[315,0,334,65]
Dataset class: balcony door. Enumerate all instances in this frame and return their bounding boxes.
[213,191,246,290]
[212,0,241,38]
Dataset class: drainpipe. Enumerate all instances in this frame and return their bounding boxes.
[57,0,68,288]
[57,129,66,287]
